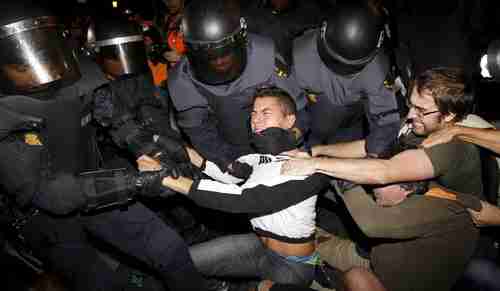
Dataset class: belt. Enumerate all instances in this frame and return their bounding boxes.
[284,252,322,266]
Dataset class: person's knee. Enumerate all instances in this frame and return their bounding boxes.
[343,267,386,291]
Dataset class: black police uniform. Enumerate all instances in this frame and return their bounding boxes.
[0,61,205,291]
[169,33,308,169]
[293,29,401,155]
[0,1,205,287]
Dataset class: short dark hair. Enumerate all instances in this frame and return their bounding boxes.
[253,86,297,116]
[413,67,473,122]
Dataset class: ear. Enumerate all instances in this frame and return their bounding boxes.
[443,112,456,123]
[284,114,296,129]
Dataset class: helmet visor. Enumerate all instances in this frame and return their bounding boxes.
[185,20,247,85]
[0,23,80,93]
[97,40,148,77]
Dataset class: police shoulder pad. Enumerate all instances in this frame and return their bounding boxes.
[304,88,321,104]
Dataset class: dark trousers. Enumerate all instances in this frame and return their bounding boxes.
[308,100,365,146]
[340,185,479,291]
[21,203,205,291]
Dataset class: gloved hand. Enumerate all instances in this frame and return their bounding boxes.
[155,135,200,178]
[156,135,189,162]
[134,166,179,198]
[226,161,252,180]
[251,127,297,155]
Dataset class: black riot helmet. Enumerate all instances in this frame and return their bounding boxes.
[317,3,384,76]
[182,0,248,85]
[88,16,148,78]
[0,0,81,95]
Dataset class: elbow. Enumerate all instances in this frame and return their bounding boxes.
[370,171,392,185]
[369,162,395,185]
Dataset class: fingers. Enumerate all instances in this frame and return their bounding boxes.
[137,155,162,171]
[281,149,311,159]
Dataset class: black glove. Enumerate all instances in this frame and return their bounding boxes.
[250,127,297,155]
[135,165,179,198]
[127,130,157,157]
[156,135,200,178]
[154,152,181,179]
[156,135,190,163]
[226,161,253,180]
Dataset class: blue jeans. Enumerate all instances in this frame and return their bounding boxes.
[189,233,315,286]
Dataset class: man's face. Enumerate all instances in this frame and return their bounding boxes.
[251,96,296,134]
[164,0,183,14]
[209,53,235,73]
[407,87,448,136]
[2,63,61,92]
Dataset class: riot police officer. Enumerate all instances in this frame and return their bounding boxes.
[243,0,327,65]
[293,3,401,155]
[89,15,215,246]
[0,1,206,290]
[88,15,194,175]
[168,0,309,179]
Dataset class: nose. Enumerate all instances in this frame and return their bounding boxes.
[407,106,418,120]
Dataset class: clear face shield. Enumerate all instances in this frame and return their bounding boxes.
[86,27,148,77]
[185,18,248,85]
[0,16,81,94]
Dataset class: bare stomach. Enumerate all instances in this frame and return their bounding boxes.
[259,236,315,257]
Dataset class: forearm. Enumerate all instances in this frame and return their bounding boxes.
[310,149,433,185]
[173,174,329,214]
[161,176,193,195]
[312,140,367,158]
[457,127,500,155]
[313,157,393,185]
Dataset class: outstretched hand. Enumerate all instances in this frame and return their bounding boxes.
[373,184,412,207]
[467,200,500,227]
[280,158,316,176]
[281,149,311,159]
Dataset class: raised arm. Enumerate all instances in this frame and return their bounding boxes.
[423,126,500,155]
[282,149,435,185]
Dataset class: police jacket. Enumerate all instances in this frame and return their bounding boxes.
[93,72,178,155]
[0,58,170,216]
[0,86,98,215]
[293,29,401,155]
[168,34,308,169]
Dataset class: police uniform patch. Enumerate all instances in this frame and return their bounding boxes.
[274,57,290,79]
[383,70,396,90]
[24,133,43,146]
[304,89,320,104]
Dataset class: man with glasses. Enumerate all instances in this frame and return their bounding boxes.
[282,67,483,291]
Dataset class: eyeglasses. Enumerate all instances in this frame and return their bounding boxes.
[406,100,440,118]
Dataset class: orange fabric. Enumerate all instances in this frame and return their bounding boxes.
[147,60,168,87]
[167,31,186,54]
[425,187,458,201]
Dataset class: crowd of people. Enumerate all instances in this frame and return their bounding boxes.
[0,0,499,291]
